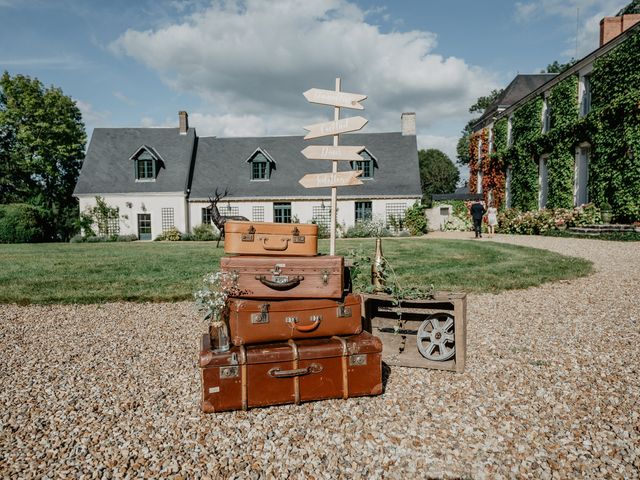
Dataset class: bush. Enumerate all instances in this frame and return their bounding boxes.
[155,227,182,241]
[181,233,193,241]
[69,233,138,243]
[191,223,216,241]
[117,234,138,242]
[344,219,392,238]
[0,204,48,243]
[498,203,602,235]
[404,202,428,235]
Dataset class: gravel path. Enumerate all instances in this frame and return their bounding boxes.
[1,234,639,479]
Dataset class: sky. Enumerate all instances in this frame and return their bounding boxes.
[0,0,629,180]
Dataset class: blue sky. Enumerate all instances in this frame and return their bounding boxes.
[0,0,628,176]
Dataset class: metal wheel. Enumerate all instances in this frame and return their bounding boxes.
[416,313,456,361]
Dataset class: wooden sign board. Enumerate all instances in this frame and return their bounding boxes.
[303,88,367,110]
[301,145,365,161]
[299,171,363,188]
[303,116,368,140]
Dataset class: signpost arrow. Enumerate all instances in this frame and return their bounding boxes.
[303,88,367,110]
[303,116,368,140]
[299,171,363,189]
[301,145,365,161]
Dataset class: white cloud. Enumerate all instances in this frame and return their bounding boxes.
[515,2,538,22]
[113,91,137,106]
[110,0,497,139]
[75,99,109,125]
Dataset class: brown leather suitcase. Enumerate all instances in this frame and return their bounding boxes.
[199,331,383,413]
[227,294,363,346]
[224,221,318,256]
[220,256,344,299]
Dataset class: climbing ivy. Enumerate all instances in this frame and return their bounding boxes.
[486,118,507,208]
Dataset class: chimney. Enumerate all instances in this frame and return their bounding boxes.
[178,111,189,135]
[600,14,640,46]
[401,112,416,136]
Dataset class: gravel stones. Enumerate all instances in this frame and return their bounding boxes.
[1,234,639,478]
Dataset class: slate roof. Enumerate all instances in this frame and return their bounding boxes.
[74,128,196,195]
[189,132,422,200]
[475,74,557,128]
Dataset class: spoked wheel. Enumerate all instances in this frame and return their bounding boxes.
[416,313,456,361]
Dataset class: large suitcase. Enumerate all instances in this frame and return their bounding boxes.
[220,256,344,299]
[227,294,363,346]
[224,221,318,256]
[199,331,383,413]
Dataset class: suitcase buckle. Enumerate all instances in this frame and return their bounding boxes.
[321,270,330,286]
[337,305,352,318]
[220,366,239,378]
[285,316,298,324]
[292,227,305,244]
[349,354,367,366]
[251,304,270,324]
[241,225,256,242]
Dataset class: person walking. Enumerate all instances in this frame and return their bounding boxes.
[486,203,498,237]
[470,199,486,238]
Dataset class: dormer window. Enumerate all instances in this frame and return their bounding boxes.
[350,149,375,179]
[130,145,163,182]
[247,148,275,181]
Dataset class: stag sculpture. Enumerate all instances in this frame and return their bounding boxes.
[207,188,249,247]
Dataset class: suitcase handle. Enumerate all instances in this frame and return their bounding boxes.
[255,275,304,290]
[293,316,322,332]
[268,363,323,378]
[261,237,290,251]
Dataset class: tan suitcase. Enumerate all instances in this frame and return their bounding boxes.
[224,221,318,256]
[228,294,363,346]
[220,255,344,299]
[199,331,383,413]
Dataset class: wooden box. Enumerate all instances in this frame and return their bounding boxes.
[362,292,467,372]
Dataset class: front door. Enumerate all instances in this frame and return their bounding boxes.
[138,213,152,240]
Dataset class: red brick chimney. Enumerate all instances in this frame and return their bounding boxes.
[600,14,640,46]
[178,111,189,135]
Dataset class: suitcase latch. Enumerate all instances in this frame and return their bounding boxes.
[270,264,289,284]
[220,366,239,378]
[251,304,270,324]
[321,270,330,286]
[241,225,256,242]
[349,354,367,366]
[292,227,305,244]
[337,304,352,318]
[285,316,298,324]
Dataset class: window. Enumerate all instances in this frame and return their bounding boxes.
[202,207,212,225]
[137,214,152,240]
[580,75,591,117]
[507,115,514,148]
[439,207,450,216]
[505,166,513,209]
[355,201,372,222]
[476,136,483,194]
[312,205,331,227]
[542,97,551,133]
[351,150,374,178]
[538,156,549,209]
[249,151,272,180]
[161,208,174,232]
[574,145,590,206]
[134,150,157,181]
[273,202,291,223]
[385,203,407,230]
[252,206,265,222]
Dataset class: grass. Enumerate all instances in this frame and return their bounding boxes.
[0,237,593,304]
[542,229,640,241]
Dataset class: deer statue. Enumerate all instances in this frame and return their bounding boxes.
[207,188,249,248]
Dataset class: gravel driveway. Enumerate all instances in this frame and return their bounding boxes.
[1,234,639,479]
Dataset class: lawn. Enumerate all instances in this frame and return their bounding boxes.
[0,237,593,304]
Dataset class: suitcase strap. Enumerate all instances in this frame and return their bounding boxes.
[255,275,304,290]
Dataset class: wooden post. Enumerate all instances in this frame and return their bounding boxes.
[330,77,340,256]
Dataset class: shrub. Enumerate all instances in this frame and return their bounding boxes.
[117,234,138,242]
[155,227,182,241]
[344,219,392,238]
[70,233,138,243]
[181,233,193,241]
[498,203,602,235]
[403,202,428,236]
[191,223,216,241]
[0,204,48,243]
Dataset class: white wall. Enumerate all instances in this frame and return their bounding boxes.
[78,193,188,239]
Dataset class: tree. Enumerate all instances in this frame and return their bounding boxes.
[418,149,460,200]
[544,59,577,73]
[0,72,86,240]
[618,0,640,15]
[456,89,503,165]
[469,88,504,114]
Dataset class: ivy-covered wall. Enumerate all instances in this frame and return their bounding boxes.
[476,28,640,222]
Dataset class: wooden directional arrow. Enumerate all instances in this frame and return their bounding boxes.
[303,88,367,110]
[299,171,363,189]
[301,145,365,161]
[303,116,368,140]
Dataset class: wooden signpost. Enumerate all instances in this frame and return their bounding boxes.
[300,78,367,255]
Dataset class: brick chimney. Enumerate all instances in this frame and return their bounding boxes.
[600,14,640,46]
[401,112,416,136]
[178,111,189,135]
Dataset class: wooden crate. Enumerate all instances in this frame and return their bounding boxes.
[362,292,467,372]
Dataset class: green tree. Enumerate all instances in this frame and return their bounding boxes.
[456,89,503,165]
[0,72,86,241]
[418,149,460,199]
[469,88,504,114]
[618,0,640,15]
[544,59,577,73]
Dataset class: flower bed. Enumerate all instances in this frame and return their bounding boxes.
[498,204,601,235]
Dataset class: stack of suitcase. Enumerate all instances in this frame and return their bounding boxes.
[199,220,383,412]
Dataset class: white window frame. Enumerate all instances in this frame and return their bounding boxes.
[476,136,483,194]
[507,115,514,148]
[574,143,590,206]
[505,165,512,209]
[541,96,551,133]
[538,155,549,209]
[579,75,592,117]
